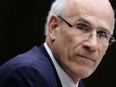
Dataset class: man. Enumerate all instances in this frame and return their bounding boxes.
[0,0,115,87]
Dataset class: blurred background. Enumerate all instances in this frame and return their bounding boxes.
[0,0,116,87]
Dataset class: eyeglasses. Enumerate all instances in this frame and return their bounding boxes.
[58,16,115,45]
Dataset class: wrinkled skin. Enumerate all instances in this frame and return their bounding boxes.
[46,0,114,84]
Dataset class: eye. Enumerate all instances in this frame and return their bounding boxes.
[97,31,108,38]
[75,23,90,32]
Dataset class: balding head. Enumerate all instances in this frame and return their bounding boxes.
[45,0,115,35]
[64,0,115,33]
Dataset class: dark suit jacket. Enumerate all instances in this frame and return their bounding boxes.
[0,44,85,87]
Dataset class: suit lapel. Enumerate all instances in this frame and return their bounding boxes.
[38,44,62,87]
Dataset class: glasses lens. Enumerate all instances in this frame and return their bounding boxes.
[80,32,115,45]
[100,35,115,45]
[109,36,115,45]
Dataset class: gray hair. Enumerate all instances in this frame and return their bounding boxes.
[44,0,115,35]
[44,0,67,36]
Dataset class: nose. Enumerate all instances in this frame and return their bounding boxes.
[82,35,98,52]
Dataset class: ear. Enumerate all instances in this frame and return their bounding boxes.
[48,15,59,41]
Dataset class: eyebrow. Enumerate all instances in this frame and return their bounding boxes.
[76,17,111,35]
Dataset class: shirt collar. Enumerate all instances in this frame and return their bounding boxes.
[44,43,79,87]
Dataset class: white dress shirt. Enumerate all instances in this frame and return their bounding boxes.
[44,43,79,87]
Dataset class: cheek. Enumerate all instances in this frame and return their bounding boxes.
[56,28,77,49]
[96,45,108,67]
[52,25,85,60]
[53,28,81,59]
[99,45,108,58]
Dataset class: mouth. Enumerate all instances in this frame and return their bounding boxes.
[77,54,95,62]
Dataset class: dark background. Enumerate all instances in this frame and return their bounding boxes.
[0,0,116,87]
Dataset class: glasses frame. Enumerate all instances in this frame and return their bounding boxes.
[58,16,115,45]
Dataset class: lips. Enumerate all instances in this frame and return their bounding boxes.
[77,54,95,62]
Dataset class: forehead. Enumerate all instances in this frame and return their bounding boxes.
[73,15,111,34]
[64,0,114,33]
[65,0,113,17]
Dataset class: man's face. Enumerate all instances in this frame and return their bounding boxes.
[48,0,114,81]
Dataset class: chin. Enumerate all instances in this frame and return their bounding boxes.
[74,67,95,79]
